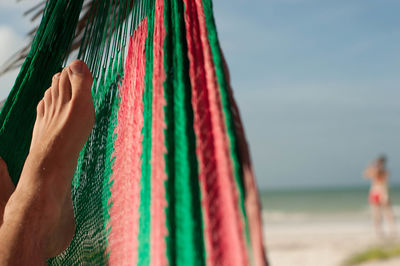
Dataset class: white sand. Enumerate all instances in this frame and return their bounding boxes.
[264,218,400,266]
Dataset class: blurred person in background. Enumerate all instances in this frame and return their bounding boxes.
[364,155,397,237]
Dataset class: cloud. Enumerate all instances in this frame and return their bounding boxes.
[0,25,24,65]
[0,25,24,99]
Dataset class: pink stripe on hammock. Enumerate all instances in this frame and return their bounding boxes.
[183,0,249,265]
[149,0,168,265]
[108,19,148,266]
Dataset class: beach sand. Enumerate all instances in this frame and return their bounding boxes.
[264,218,400,266]
[360,257,400,266]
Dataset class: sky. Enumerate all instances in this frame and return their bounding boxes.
[0,0,399,189]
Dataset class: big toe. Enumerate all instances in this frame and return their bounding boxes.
[67,60,93,97]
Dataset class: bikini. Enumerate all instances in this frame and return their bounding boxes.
[369,184,388,205]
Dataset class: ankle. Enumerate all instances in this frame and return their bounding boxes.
[5,184,59,229]
[20,150,74,196]
[1,198,48,262]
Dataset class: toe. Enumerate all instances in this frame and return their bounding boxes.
[44,88,52,113]
[51,73,61,103]
[59,67,72,102]
[36,99,45,118]
[51,73,61,88]
[67,60,93,98]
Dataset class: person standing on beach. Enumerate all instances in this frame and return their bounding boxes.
[363,155,396,237]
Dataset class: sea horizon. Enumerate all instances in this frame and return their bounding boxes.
[260,185,400,224]
[260,183,400,192]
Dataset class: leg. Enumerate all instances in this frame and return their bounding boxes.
[0,158,15,226]
[0,60,94,265]
[371,204,383,237]
[383,202,397,236]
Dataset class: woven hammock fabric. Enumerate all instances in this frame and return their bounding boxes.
[0,0,267,265]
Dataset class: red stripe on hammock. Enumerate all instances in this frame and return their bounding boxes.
[149,0,168,264]
[108,19,148,265]
[183,0,249,265]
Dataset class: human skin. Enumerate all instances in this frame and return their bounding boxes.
[364,160,396,236]
[0,60,94,265]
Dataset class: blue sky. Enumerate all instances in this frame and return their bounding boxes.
[213,0,400,189]
[0,0,399,189]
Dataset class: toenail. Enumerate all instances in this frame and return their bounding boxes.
[70,62,83,74]
[53,73,61,80]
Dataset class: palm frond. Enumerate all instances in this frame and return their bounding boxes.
[0,0,99,76]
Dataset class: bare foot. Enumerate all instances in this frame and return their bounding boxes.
[1,60,94,262]
[0,157,14,226]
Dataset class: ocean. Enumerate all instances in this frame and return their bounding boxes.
[260,185,400,224]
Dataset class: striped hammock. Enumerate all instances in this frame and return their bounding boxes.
[0,0,267,265]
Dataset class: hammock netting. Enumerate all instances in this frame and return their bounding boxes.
[0,0,267,265]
